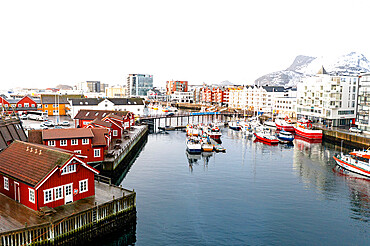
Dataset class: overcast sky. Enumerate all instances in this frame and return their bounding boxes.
[0,0,369,89]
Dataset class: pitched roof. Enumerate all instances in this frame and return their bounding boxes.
[74,109,128,120]
[106,98,144,105]
[40,95,74,104]
[42,128,94,140]
[90,118,112,128]
[91,128,109,147]
[0,140,73,187]
[70,98,102,106]
[105,113,125,121]
[317,66,328,75]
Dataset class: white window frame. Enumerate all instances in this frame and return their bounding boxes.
[61,164,76,175]
[79,179,88,193]
[45,104,48,108]
[24,103,29,107]
[94,149,101,157]
[54,186,64,200]
[82,138,89,145]
[44,188,53,204]
[4,177,9,191]
[29,188,35,203]
[113,130,118,136]
[60,139,67,146]
[71,139,78,145]
[74,150,81,154]
[48,140,55,146]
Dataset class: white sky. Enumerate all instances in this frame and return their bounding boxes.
[1,0,369,89]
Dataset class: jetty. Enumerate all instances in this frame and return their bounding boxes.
[98,125,148,177]
[0,177,135,246]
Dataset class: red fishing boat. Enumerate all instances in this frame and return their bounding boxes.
[275,118,295,132]
[254,131,279,144]
[294,119,322,140]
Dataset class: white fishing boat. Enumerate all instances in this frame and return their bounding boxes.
[333,148,370,178]
[186,137,202,154]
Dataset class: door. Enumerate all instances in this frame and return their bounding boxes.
[14,182,20,202]
[64,183,73,204]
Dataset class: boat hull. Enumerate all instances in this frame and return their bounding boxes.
[208,133,222,140]
[294,127,322,140]
[275,123,295,132]
[333,155,370,178]
[229,126,241,131]
[254,133,279,144]
[187,147,202,154]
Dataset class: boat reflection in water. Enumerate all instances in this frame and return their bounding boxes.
[333,166,370,221]
[186,151,214,172]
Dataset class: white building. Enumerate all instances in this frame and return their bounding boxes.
[273,89,297,118]
[356,73,370,131]
[69,97,145,118]
[228,86,287,114]
[170,91,193,103]
[296,67,358,126]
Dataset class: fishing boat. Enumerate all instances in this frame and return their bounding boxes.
[228,121,241,131]
[294,119,322,140]
[277,130,294,143]
[186,137,202,154]
[264,120,276,128]
[207,125,222,140]
[186,125,200,137]
[333,148,370,178]
[253,130,279,144]
[201,138,214,152]
[213,143,226,152]
[275,118,295,132]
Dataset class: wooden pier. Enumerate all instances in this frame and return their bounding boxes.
[97,125,148,176]
[0,178,136,246]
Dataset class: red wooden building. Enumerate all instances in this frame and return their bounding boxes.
[74,109,129,128]
[41,128,109,164]
[0,140,99,211]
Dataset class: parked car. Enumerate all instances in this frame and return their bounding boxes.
[19,114,28,120]
[43,120,55,127]
[60,121,70,126]
[349,127,362,133]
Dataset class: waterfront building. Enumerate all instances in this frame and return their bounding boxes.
[228,85,286,113]
[273,88,297,118]
[126,74,153,97]
[166,81,188,95]
[356,73,370,131]
[69,97,144,118]
[0,140,99,211]
[170,91,193,103]
[296,67,358,126]
[194,86,230,106]
[40,94,76,116]
[73,109,135,129]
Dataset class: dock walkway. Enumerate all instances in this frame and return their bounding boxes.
[0,181,135,245]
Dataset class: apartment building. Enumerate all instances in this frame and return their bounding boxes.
[356,73,370,131]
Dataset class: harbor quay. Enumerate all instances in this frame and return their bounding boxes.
[0,179,136,246]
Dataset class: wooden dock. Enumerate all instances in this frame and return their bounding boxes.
[0,178,136,246]
[98,125,148,174]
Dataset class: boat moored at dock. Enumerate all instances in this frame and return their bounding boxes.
[333,148,370,178]
[254,131,279,144]
[294,119,323,140]
[277,130,294,143]
[275,118,295,132]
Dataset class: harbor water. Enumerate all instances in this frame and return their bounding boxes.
[108,127,370,245]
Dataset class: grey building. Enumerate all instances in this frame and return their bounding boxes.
[126,74,153,97]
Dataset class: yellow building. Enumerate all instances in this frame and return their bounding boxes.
[105,86,126,98]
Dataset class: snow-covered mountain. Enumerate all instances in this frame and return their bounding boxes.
[255,52,370,87]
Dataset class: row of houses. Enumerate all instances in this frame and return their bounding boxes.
[0,109,136,212]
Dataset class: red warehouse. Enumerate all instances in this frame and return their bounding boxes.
[0,140,99,211]
[41,128,109,164]
[74,109,129,128]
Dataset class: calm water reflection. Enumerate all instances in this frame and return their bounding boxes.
[109,128,370,245]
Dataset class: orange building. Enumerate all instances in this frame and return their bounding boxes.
[166,81,188,95]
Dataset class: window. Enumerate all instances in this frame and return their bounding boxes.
[82,138,89,145]
[44,189,53,203]
[18,104,22,107]
[24,103,29,107]
[74,150,81,154]
[54,186,63,200]
[31,104,35,107]
[61,164,76,174]
[29,188,35,203]
[4,177,9,191]
[79,179,88,193]
[71,139,78,145]
[48,140,55,146]
[60,140,67,146]
[113,130,118,136]
[94,149,101,157]
[45,105,48,108]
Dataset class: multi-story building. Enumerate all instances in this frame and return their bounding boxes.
[126,74,153,97]
[273,88,297,118]
[170,91,193,103]
[296,67,358,126]
[356,73,370,131]
[228,86,286,113]
[166,81,188,95]
[77,81,108,93]
[105,85,127,98]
